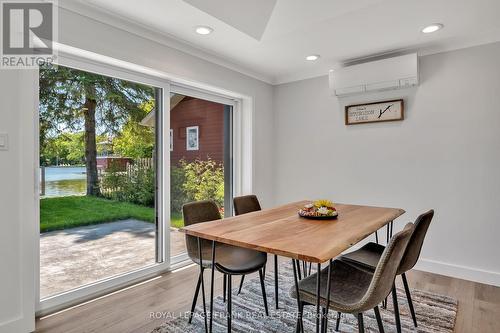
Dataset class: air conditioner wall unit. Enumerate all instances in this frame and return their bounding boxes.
[329,53,418,97]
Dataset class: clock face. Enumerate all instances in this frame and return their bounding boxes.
[346,100,404,125]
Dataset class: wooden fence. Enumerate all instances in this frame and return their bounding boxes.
[101,158,154,199]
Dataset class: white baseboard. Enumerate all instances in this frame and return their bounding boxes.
[415,258,500,287]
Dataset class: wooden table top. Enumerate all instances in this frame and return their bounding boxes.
[180,201,405,263]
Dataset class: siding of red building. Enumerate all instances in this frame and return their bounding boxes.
[170,97,224,164]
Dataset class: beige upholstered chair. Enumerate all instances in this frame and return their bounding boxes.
[183,200,269,331]
[290,223,415,333]
[340,210,434,329]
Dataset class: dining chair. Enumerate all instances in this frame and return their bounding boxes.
[290,223,415,333]
[233,195,281,310]
[183,200,269,331]
[339,210,434,330]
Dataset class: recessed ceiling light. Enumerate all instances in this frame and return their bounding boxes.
[195,26,214,35]
[306,55,320,61]
[422,23,444,34]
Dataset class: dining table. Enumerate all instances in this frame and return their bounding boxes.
[180,200,405,333]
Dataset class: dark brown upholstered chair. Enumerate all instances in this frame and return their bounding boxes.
[290,223,414,333]
[183,200,269,329]
[233,195,284,307]
[340,210,434,329]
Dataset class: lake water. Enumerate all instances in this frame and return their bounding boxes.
[42,166,86,197]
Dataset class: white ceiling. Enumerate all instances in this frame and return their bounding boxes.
[69,0,500,84]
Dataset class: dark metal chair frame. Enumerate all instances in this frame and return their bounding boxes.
[183,200,269,333]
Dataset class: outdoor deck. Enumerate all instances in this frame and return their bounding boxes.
[40,220,186,298]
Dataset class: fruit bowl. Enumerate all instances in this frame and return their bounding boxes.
[298,200,338,220]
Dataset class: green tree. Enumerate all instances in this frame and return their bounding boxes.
[113,101,155,159]
[39,65,155,196]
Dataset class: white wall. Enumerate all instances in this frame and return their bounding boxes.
[273,42,500,286]
[56,8,275,205]
[0,7,275,331]
[0,70,37,332]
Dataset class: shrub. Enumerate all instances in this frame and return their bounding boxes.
[101,158,224,212]
[170,164,187,212]
[101,161,155,207]
[182,158,224,209]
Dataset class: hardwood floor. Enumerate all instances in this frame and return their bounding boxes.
[36,256,500,333]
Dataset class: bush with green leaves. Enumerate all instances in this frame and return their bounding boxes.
[101,161,155,207]
[181,158,224,208]
[101,158,224,212]
[170,164,187,212]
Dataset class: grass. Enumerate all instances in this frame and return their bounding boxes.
[40,195,186,233]
[40,196,155,233]
[170,211,184,229]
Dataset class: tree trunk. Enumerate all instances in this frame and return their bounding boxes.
[83,90,100,196]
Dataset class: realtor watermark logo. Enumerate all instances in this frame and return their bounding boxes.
[1,0,57,68]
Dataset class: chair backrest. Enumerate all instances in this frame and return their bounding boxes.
[182,200,221,262]
[233,195,261,215]
[357,223,414,312]
[398,209,434,273]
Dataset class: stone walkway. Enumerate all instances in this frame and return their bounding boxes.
[40,219,186,298]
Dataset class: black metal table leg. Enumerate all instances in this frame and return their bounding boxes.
[297,260,302,280]
[375,230,379,244]
[209,240,216,332]
[274,255,279,309]
[315,263,321,333]
[227,274,232,333]
[197,237,208,333]
[292,260,304,333]
[323,259,333,333]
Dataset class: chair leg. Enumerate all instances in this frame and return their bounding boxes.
[374,306,385,333]
[237,275,245,295]
[392,284,402,333]
[357,313,365,333]
[223,274,227,302]
[335,312,341,331]
[188,270,202,324]
[227,275,232,333]
[258,269,269,316]
[274,255,279,309]
[402,273,418,327]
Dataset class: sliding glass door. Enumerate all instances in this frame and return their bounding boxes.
[37,53,239,313]
[38,61,168,303]
[168,88,234,260]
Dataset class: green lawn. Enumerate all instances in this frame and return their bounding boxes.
[40,196,186,232]
[40,196,155,233]
[170,211,184,229]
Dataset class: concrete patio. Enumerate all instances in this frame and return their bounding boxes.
[40,220,186,298]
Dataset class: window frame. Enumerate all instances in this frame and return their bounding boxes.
[35,44,253,316]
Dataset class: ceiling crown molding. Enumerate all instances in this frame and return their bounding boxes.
[56,0,275,84]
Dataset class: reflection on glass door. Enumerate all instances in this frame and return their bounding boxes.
[168,93,233,259]
[39,63,162,298]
